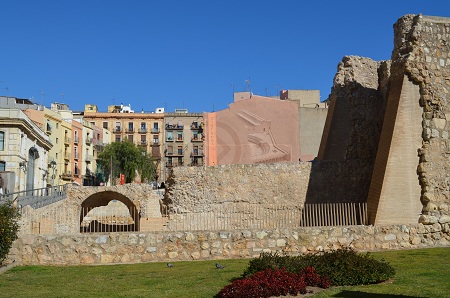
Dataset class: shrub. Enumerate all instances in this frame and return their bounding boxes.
[0,200,21,265]
[243,247,395,286]
[216,267,330,298]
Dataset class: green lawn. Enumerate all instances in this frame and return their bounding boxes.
[0,247,449,297]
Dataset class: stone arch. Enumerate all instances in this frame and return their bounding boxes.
[79,190,140,232]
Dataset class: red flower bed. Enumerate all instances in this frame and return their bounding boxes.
[216,267,330,298]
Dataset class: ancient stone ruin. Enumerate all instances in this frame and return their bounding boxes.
[167,14,450,232]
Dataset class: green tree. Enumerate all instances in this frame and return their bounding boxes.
[97,140,156,184]
[0,200,20,265]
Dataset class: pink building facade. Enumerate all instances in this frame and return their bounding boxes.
[204,92,300,166]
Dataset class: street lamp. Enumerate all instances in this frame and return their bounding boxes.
[50,160,57,187]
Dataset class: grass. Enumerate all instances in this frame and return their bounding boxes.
[0,247,449,297]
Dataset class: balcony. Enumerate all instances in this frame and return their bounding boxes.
[74,153,79,160]
[139,128,147,133]
[126,127,135,133]
[64,137,71,145]
[114,127,122,133]
[191,151,204,157]
[151,128,160,133]
[61,171,72,180]
[151,140,160,146]
[74,137,79,144]
[64,152,71,160]
[175,137,183,142]
[138,140,148,146]
[166,124,183,130]
[85,138,92,145]
[191,135,204,142]
[85,154,93,162]
[166,137,174,142]
[166,161,183,168]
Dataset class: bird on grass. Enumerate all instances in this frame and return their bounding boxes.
[167,263,173,268]
[215,262,225,269]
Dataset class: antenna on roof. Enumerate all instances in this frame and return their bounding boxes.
[245,77,252,96]
[40,90,45,106]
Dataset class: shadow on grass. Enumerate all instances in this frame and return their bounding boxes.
[331,290,425,298]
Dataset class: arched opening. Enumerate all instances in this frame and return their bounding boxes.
[79,191,140,232]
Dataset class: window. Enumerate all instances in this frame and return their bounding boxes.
[167,131,173,141]
[178,157,183,165]
[128,135,133,142]
[115,136,121,142]
[141,122,146,129]
[141,135,146,145]
[167,145,173,155]
[0,161,5,171]
[56,137,59,144]
[56,123,59,129]
[167,157,173,166]
[103,122,108,129]
[115,122,121,132]
[177,131,183,141]
[153,135,159,144]
[128,122,134,132]
[74,162,79,175]
[178,146,183,155]
[194,146,199,155]
[193,132,198,140]
[90,122,95,126]
[0,132,4,151]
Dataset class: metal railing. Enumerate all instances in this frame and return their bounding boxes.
[162,204,302,231]
[0,184,68,209]
[300,202,368,227]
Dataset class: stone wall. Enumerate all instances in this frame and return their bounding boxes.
[7,223,449,266]
[163,163,311,213]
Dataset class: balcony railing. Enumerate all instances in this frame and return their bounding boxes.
[61,171,72,179]
[85,154,93,162]
[138,140,147,146]
[139,128,147,133]
[191,151,204,157]
[166,124,183,130]
[191,136,204,142]
[85,138,92,145]
[74,137,79,144]
[74,153,79,160]
[126,127,134,133]
[64,152,71,160]
[114,127,122,133]
[64,137,71,145]
[151,140,160,146]
[166,161,183,167]
[151,128,160,133]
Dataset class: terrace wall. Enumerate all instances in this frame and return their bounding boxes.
[7,223,449,266]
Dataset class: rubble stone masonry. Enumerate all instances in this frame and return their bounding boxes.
[8,224,449,266]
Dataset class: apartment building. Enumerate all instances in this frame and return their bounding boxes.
[83,104,164,183]
[163,110,204,181]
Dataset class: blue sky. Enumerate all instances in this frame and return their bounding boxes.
[1,1,449,113]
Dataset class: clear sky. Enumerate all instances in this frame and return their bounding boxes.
[1,1,449,113]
